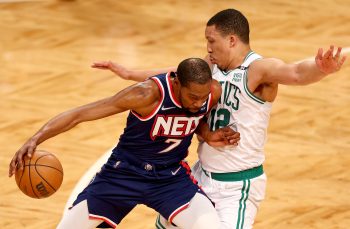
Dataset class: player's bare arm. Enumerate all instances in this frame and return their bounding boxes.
[253,45,346,86]
[9,79,160,177]
[92,56,215,82]
[92,61,176,82]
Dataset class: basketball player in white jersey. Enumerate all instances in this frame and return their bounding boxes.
[92,9,346,229]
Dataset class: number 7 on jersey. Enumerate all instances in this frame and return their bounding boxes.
[159,139,182,153]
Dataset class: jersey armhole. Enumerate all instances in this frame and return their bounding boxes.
[243,70,265,104]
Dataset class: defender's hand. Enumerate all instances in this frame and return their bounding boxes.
[315,45,347,74]
[205,126,240,147]
[91,61,131,79]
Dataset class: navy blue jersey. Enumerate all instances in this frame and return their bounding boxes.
[113,72,213,166]
[71,72,215,227]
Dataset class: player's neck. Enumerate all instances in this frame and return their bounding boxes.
[227,45,251,70]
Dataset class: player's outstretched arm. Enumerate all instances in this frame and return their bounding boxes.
[9,80,160,177]
[91,61,176,82]
[255,45,347,86]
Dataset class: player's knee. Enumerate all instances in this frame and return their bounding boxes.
[191,211,220,229]
[56,218,70,229]
[57,214,80,229]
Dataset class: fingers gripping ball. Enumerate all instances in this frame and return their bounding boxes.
[15,150,63,198]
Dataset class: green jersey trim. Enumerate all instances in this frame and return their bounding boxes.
[243,70,265,104]
[220,69,233,75]
[236,179,250,229]
[202,165,264,181]
[243,51,254,62]
[218,51,254,76]
[155,215,166,229]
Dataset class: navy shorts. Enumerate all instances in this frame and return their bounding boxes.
[72,153,207,228]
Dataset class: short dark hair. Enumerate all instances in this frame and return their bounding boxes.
[207,9,250,44]
[176,58,212,87]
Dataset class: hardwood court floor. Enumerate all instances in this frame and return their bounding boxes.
[0,0,349,228]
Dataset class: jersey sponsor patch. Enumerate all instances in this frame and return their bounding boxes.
[233,73,242,82]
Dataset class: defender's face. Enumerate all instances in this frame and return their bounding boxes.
[205,25,232,70]
[179,81,211,113]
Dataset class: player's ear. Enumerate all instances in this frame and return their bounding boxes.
[229,35,237,47]
[173,76,181,87]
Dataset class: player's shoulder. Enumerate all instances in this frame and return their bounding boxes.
[250,57,285,70]
[249,57,285,76]
[130,77,162,101]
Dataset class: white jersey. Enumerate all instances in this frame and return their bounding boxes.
[198,51,272,173]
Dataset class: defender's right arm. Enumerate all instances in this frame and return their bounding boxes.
[91,56,213,82]
[92,61,176,82]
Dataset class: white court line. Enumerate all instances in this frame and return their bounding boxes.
[63,47,350,214]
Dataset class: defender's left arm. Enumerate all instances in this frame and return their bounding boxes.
[256,45,347,86]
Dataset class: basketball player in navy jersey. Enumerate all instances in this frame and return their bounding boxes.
[9,58,240,229]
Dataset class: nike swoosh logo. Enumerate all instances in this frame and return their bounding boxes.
[171,166,181,175]
[161,106,176,111]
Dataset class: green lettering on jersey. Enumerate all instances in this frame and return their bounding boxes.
[224,81,232,107]
[209,108,230,130]
[220,81,240,111]
[210,82,241,130]
[218,81,225,104]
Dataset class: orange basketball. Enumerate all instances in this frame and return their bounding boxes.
[15,150,63,199]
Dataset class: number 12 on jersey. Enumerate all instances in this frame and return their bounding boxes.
[209,108,231,131]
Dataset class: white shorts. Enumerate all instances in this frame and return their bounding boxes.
[192,161,267,229]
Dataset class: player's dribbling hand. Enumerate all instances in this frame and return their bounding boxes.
[315,45,347,74]
[91,61,131,79]
[9,139,37,177]
[205,126,240,147]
